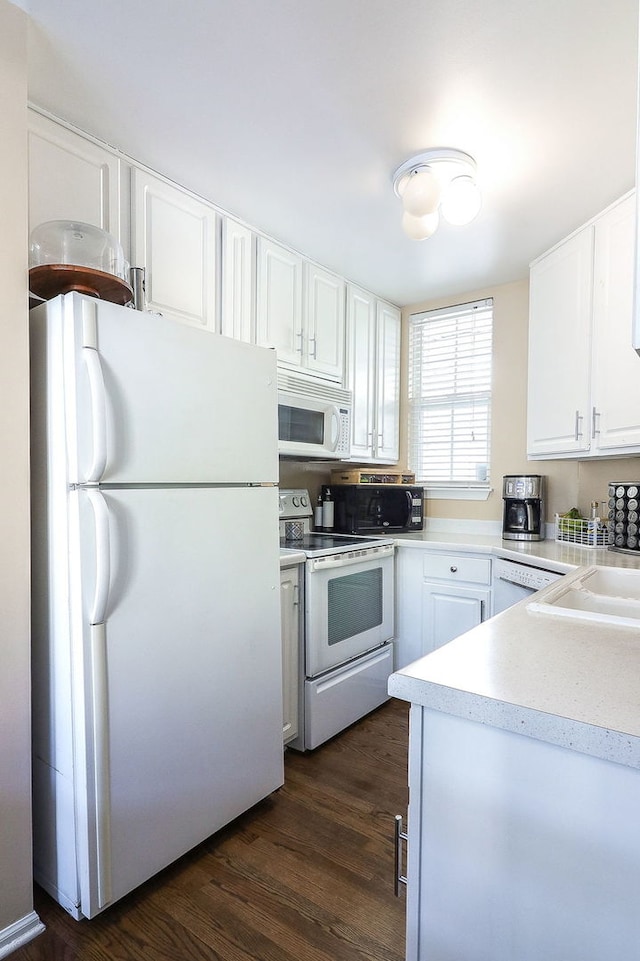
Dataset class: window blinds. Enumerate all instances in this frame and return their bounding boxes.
[408,298,493,488]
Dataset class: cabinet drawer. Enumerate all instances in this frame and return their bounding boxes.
[422,552,491,585]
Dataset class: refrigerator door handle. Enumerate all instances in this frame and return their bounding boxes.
[89,622,113,911]
[86,486,113,910]
[87,488,111,625]
[82,334,108,483]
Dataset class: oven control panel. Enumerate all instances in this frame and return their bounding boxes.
[279,488,312,519]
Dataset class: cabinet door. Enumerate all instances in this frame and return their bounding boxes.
[255,237,303,365]
[132,168,217,331]
[280,566,300,745]
[591,193,640,453]
[221,217,254,342]
[304,263,345,381]
[28,111,124,247]
[346,285,376,459]
[421,583,489,654]
[527,229,593,456]
[375,301,401,462]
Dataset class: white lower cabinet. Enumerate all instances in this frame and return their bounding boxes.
[131,167,218,331]
[403,705,640,961]
[280,564,301,746]
[395,547,491,669]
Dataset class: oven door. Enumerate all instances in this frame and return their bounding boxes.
[305,547,394,677]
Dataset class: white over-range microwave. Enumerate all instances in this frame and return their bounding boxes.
[277,371,352,459]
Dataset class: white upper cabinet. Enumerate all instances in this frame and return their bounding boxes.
[347,287,377,459]
[131,167,218,331]
[346,286,400,463]
[256,237,303,365]
[527,228,593,456]
[221,217,254,343]
[375,300,401,462]
[589,194,640,453]
[527,191,640,459]
[303,262,345,381]
[28,111,126,251]
[256,237,345,381]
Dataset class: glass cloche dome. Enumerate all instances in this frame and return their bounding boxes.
[29,221,133,304]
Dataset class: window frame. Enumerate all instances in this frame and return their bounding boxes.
[407,298,494,501]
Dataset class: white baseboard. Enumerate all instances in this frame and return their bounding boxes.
[0,911,45,959]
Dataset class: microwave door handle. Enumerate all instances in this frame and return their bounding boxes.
[328,406,340,452]
[405,489,413,522]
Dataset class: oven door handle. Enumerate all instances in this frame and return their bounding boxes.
[308,543,395,571]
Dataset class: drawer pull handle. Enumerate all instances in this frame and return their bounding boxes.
[450,565,458,573]
[394,814,408,897]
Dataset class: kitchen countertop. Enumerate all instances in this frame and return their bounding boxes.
[394,529,640,573]
[279,550,306,568]
[390,529,640,770]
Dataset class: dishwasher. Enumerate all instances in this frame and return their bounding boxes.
[492,556,565,614]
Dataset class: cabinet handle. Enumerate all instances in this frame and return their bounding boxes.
[574,410,583,441]
[592,406,601,436]
[309,335,317,359]
[394,814,408,897]
[293,583,299,608]
[450,565,458,573]
[296,330,303,354]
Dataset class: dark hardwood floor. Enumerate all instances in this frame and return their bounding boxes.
[14,698,409,961]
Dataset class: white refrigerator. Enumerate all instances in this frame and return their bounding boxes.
[29,292,284,920]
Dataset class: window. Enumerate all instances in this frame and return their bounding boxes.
[407,298,493,498]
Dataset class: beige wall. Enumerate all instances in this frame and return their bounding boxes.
[401,278,640,524]
[0,0,37,938]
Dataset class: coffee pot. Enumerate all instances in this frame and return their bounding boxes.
[502,475,545,541]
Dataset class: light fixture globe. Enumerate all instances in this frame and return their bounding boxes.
[392,147,479,240]
[401,167,440,218]
[440,175,482,226]
[402,210,439,241]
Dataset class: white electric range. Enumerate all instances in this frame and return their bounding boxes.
[279,489,395,751]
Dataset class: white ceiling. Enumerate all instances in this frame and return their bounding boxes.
[11,0,639,306]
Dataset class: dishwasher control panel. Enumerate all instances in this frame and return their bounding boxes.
[493,559,563,591]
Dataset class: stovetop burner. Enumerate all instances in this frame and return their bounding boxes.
[280,532,377,552]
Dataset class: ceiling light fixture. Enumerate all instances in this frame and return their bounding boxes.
[392,148,481,240]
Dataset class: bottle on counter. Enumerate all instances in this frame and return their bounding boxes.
[322,487,334,531]
[315,492,323,529]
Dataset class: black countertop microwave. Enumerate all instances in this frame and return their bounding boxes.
[325,484,424,534]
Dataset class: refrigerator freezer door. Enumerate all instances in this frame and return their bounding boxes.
[70,484,283,918]
[32,292,278,485]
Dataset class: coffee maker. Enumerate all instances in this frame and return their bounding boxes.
[502,475,545,541]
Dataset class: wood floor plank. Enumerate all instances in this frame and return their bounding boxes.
[12,698,409,961]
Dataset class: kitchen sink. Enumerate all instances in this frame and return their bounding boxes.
[528,565,640,627]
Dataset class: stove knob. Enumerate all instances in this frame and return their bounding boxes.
[292,496,299,507]
[300,495,308,508]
